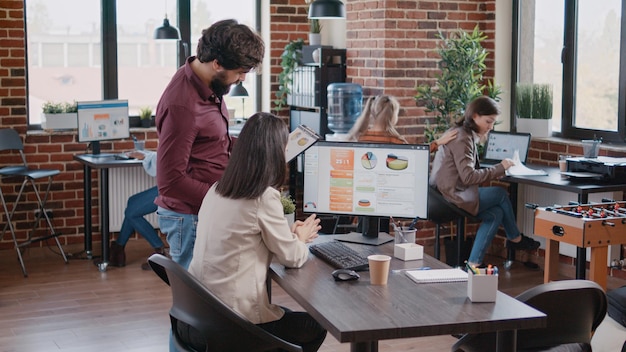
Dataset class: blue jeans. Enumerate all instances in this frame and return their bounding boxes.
[157,206,197,270]
[116,186,163,249]
[468,187,521,264]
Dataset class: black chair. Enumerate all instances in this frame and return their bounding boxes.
[451,280,607,352]
[147,254,303,352]
[0,128,67,276]
[428,186,478,266]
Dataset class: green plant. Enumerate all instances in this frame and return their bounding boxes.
[310,18,321,34]
[415,25,501,143]
[515,83,553,119]
[139,106,153,120]
[41,101,65,114]
[274,38,304,112]
[281,194,296,214]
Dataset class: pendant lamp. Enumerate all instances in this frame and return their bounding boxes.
[154,16,181,40]
[308,0,346,19]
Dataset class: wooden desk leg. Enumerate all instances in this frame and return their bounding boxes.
[496,330,517,352]
[351,341,377,352]
[544,239,560,283]
[589,247,608,290]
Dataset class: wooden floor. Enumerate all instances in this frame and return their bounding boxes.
[1,240,624,352]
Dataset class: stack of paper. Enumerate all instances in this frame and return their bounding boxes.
[506,150,548,176]
[405,268,468,284]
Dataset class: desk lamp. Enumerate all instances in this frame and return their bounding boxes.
[230,82,249,119]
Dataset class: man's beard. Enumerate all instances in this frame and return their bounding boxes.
[210,72,232,97]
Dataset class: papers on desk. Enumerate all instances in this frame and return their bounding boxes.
[405,268,468,284]
[505,150,548,176]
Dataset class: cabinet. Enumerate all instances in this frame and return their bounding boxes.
[288,47,346,137]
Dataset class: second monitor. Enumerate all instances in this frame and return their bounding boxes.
[303,141,430,245]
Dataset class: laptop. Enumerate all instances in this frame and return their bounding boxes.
[480,131,531,167]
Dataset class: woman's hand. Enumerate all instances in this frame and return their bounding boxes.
[501,158,516,169]
[435,129,458,147]
[292,214,321,243]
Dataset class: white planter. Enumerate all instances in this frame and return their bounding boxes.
[41,113,78,130]
[308,33,321,46]
[516,117,552,138]
[285,212,295,229]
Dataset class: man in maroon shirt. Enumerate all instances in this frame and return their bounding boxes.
[155,19,264,269]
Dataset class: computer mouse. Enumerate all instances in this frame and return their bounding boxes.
[331,269,360,281]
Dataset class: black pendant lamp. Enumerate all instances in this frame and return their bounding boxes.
[154,16,181,40]
[308,0,346,19]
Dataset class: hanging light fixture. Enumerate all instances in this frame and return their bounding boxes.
[308,0,346,19]
[230,82,249,119]
[154,0,180,40]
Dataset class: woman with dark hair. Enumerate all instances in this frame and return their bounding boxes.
[188,112,327,352]
[429,96,539,267]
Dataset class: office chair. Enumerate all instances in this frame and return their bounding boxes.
[427,186,478,266]
[0,128,67,277]
[147,254,303,352]
[451,280,607,352]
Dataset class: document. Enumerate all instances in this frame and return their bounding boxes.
[404,268,468,283]
[505,150,548,176]
[285,125,320,162]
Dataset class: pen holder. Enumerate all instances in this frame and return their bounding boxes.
[393,243,423,261]
[582,139,601,158]
[467,268,498,302]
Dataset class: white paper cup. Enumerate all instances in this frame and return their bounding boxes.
[368,254,391,285]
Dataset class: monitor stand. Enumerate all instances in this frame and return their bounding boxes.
[335,216,394,246]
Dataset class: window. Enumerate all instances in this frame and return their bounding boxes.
[514,0,626,143]
[26,0,261,126]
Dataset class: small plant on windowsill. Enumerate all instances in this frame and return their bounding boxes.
[515,83,553,137]
[139,106,153,128]
[41,100,78,130]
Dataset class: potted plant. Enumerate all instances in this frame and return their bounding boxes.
[274,38,304,112]
[515,83,553,138]
[281,194,297,227]
[139,106,153,128]
[41,100,78,130]
[415,25,501,144]
[305,0,322,45]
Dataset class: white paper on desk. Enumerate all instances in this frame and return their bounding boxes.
[285,125,320,162]
[505,150,548,176]
[405,268,468,284]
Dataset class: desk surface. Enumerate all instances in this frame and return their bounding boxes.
[73,153,144,168]
[270,236,546,347]
[503,164,626,195]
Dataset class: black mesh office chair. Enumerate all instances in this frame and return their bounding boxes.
[451,280,607,352]
[147,254,303,352]
[428,186,478,266]
[0,128,67,276]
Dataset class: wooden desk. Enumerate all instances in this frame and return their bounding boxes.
[503,165,626,279]
[74,154,143,271]
[270,236,546,352]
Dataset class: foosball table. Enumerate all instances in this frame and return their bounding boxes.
[533,201,626,290]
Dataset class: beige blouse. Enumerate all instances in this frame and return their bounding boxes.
[188,184,309,324]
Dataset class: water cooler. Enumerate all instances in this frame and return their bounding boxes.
[326,83,363,140]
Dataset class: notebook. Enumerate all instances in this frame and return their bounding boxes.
[285,125,320,162]
[405,268,468,284]
[480,131,532,167]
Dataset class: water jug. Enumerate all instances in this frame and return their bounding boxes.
[327,83,363,134]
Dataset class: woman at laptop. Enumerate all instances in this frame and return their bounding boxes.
[188,112,326,352]
[430,96,540,267]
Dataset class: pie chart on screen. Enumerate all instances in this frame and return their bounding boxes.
[361,151,377,169]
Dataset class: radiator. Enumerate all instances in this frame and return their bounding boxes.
[108,167,158,232]
[516,183,623,266]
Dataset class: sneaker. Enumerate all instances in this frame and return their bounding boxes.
[507,234,540,250]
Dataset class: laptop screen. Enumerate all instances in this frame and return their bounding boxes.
[482,131,531,164]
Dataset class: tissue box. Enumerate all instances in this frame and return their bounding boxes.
[467,268,498,302]
[393,243,423,261]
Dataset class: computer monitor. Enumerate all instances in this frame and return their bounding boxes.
[303,141,430,245]
[77,99,130,155]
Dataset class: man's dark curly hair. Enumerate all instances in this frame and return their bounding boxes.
[196,19,264,71]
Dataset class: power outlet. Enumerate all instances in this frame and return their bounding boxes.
[34,209,53,219]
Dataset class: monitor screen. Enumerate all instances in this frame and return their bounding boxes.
[77,100,130,153]
[303,141,430,245]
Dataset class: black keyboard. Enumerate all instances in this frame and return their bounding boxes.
[309,241,369,271]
